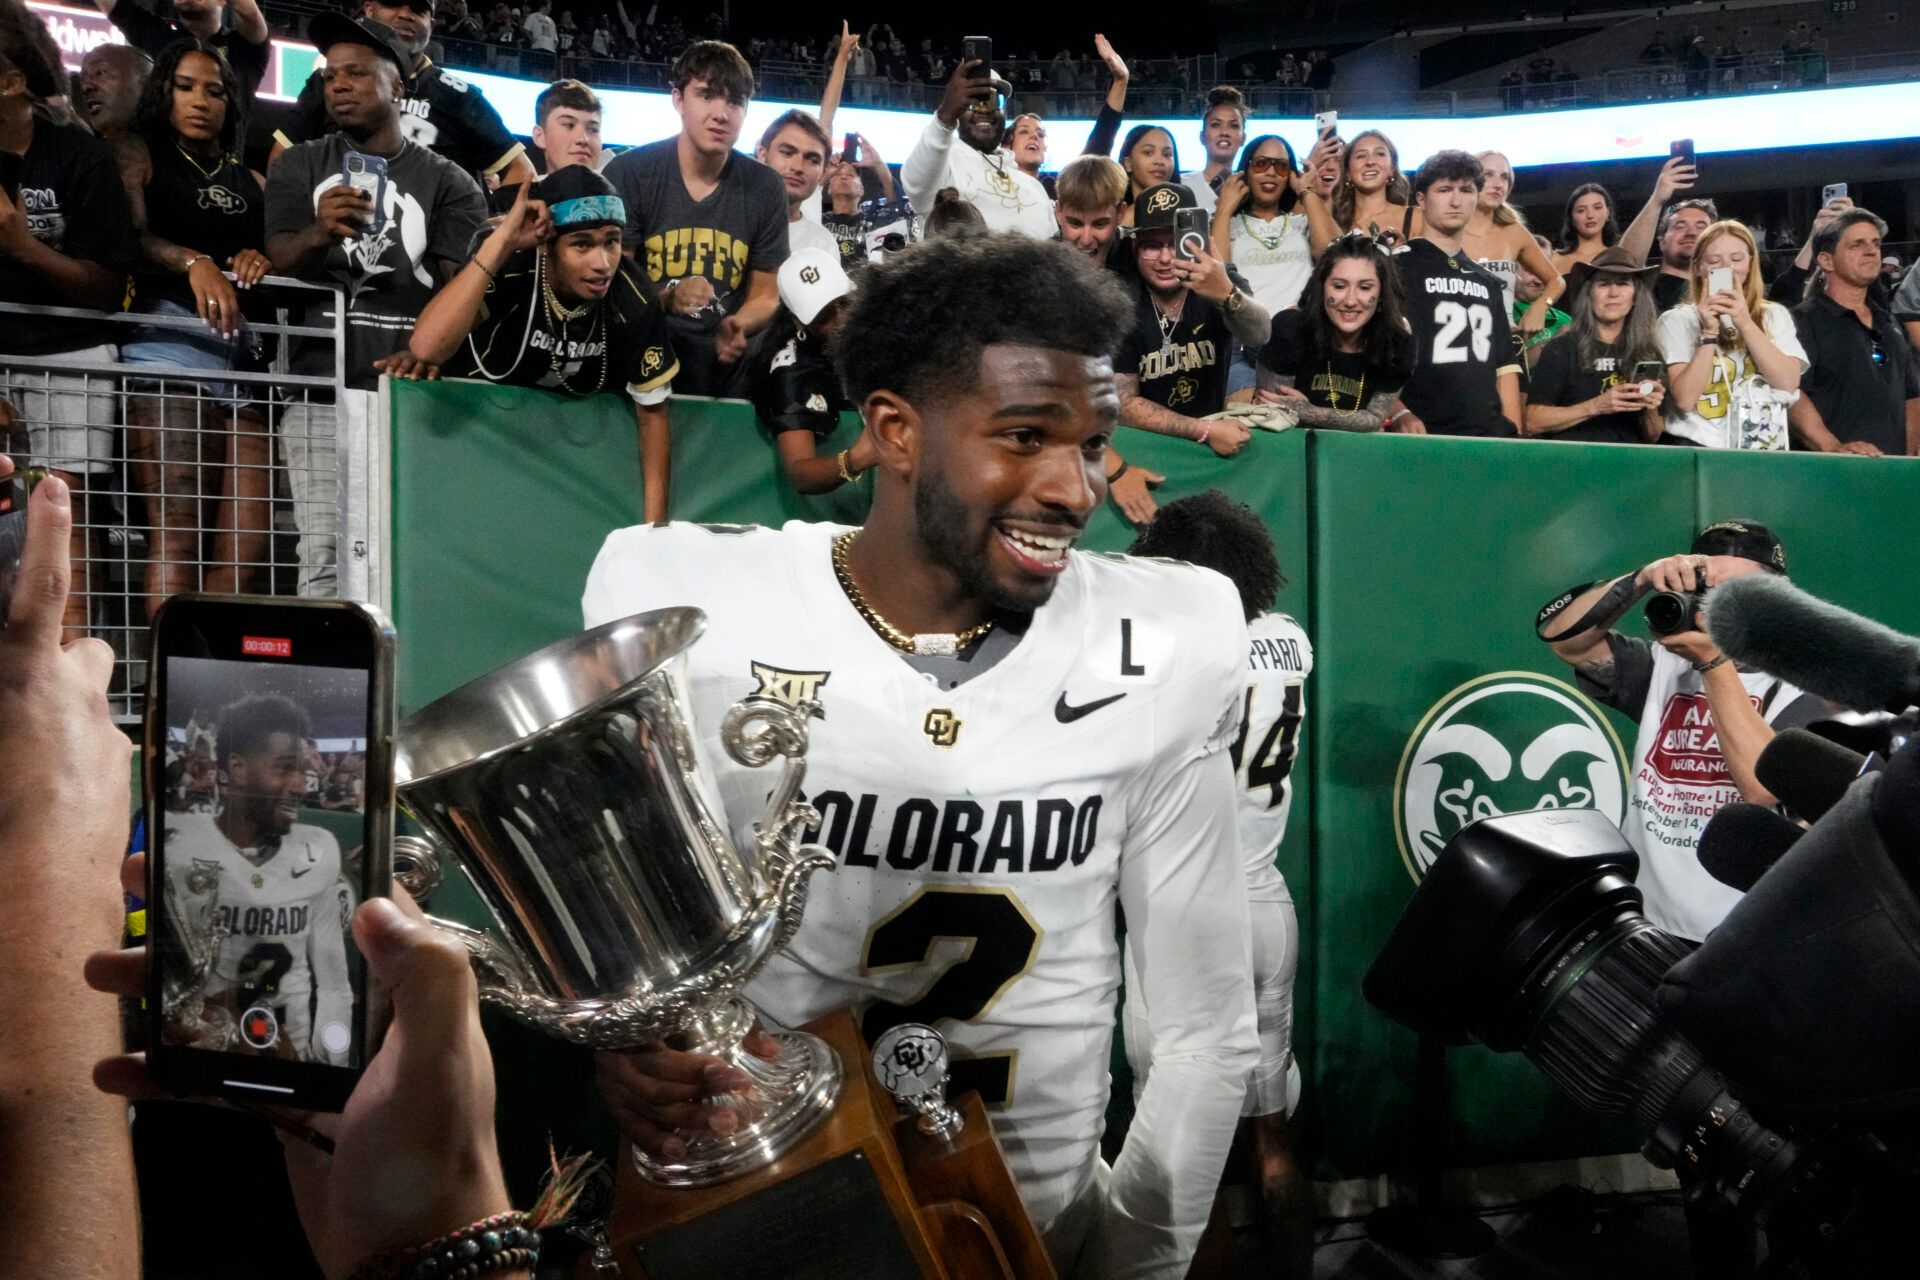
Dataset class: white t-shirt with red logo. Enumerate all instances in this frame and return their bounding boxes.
[1583,636,1823,940]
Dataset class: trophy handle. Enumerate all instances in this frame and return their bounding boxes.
[719,697,837,951]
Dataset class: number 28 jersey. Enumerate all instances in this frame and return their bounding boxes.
[583,521,1260,1265]
[1395,239,1521,437]
[1230,613,1312,903]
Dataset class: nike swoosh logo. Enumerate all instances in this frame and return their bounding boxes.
[1055,692,1127,723]
[291,862,313,878]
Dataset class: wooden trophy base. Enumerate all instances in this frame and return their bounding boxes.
[597,1009,1056,1280]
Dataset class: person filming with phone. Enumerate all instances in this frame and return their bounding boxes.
[1523,248,1669,443]
[901,46,1053,238]
[1114,183,1271,453]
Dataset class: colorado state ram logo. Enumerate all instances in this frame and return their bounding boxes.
[1392,672,1627,882]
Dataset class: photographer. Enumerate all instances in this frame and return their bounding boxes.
[1523,248,1667,443]
[402,170,678,523]
[1536,521,1823,941]
[901,56,1052,238]
[1114,183,1270,453]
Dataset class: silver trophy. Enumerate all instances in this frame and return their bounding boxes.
[393,607,841,1187]
[159,862,235,1049]
[871,1022,964,1141]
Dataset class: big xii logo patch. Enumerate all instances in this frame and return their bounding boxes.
[1393,672,1628,882]
[751,661,830,718]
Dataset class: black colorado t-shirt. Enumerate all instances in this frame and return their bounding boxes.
[1258,307,1413,410]
[1395,239,1519,437]
[1527,332,1649,444]
[442,252,679,403]
[1116,280,1231,416]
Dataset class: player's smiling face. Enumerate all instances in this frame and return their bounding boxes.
[229,731,309,838]
[911,344,1117,611]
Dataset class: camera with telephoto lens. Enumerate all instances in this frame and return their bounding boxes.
[1645,589,1706,636]
[1365,790,1920,1278]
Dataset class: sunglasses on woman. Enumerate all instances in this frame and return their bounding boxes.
[1248,156,1294,174]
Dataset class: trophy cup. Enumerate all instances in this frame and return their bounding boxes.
[157,864,235,1049]
[394,609,1052,1278]
[392,607,840,1185]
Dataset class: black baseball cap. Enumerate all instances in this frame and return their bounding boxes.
[309,13,413,79]
[1132,183,1198,232]
[1693,519,1787,574]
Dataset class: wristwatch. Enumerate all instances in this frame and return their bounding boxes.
[1221,288,1246,314]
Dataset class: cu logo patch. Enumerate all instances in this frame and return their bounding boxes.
[1144,186,1180,216]
[1392,671,1627,882]
[641,346,665,375]
[923,708,962,748]
[799,264,821,285]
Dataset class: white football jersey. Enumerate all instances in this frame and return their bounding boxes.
[1231,613,1312,903]
[165,813,352,1060]
[584,521,1260,1278]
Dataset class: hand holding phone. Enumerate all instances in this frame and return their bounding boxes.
[1670,138,1695,171]
[1314,109,1338,139]
[842,132,859,165]
[961,34,992,80]
[1822,182,1848,206]
[316,184,374,243]
[1175,206,1210,262]
[143,594,395,1111]
[342,150,389,236]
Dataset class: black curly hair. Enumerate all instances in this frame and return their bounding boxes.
[0,0,65,100]
[833,232,1133,410]
[137,39,245,156]
[1127,490,1284,622]
[214,694,313,774]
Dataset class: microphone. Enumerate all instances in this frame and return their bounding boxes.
[1696,801,1803,892]
[1706,573,1920,713]
[1754,727,1882,823]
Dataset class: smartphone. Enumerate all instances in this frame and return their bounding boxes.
[1630,360,1665,396]
[1670,138,1695,169]
[842,132,859,165]
[1822,182,1848,205]
[1708,266,1734,297]
[1175,206,1209,261]
[144,595,396,1112]
[1314,109,1338,139]
[961,35,991,80]
[0,467,32,621]
[342,150,389,236]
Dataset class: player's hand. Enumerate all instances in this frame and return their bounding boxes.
[89,880,513,1279]
[595,1029,783,1160]
[229,248,272,289]
[0,473,130,909]
[1108,464,1162,526]
[665,275,716,317]
[316,185,373,242]
[1203,416,1251,456]
[1652,154,1697,203]
[373,351,441,381]
[714,314,748,364]
[187,256,243,339]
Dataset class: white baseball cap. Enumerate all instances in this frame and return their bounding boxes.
[778,248,854,326]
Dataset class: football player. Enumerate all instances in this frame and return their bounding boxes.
[586,233,1260,1279]
[1124,491,1313,1280]
[163,694,354,1064]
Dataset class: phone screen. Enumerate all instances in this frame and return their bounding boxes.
[962,35,991,80]
[842,133,858,164]
[147,597,393,1111]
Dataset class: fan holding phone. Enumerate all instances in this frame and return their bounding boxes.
[1522,248,1669,443]
[901,39,1054,238]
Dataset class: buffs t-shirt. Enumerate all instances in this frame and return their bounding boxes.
[1395,239,1520,437]
[441,251,679,404]
[1526,332,1652,444]
[0,114,136,356]
[1116,280,1232,417]
[603,138,790,337]
[1257,308,1412,410]
[264,137,486,388]
[277,61,527,187]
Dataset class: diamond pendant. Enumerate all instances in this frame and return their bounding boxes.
[912,634,960,657]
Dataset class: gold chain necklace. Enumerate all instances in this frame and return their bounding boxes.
[831,530,994,657]
[1326,361,1365,411]
[539,252,608,396]
[174,142,227,181]
[1239,210,1293,251]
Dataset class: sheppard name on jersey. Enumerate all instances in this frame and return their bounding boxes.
[530,329,606,360]
[1249,634,1306,674]
[215,903,310,938]
[1424,275,1494,301]
[1139,339,1217,383]
[804,790,1103,874]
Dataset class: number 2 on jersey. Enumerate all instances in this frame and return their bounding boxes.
[1431,300,1493,363]
[859,887,1042,1107]
[1228,681,1303,810]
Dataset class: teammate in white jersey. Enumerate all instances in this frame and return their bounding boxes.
[587,234,1259,1280]
[1122,492,1313,1280]
[163,694,354,1063]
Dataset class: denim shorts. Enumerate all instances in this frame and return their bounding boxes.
[121,296,257,409]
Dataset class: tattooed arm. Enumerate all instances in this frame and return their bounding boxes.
[1255,366,1396,431]
[1538,572,1648,682]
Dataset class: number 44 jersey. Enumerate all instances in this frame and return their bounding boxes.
[584,521,1261,1275]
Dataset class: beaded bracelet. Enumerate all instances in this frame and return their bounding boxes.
[348,1212,542,1280]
